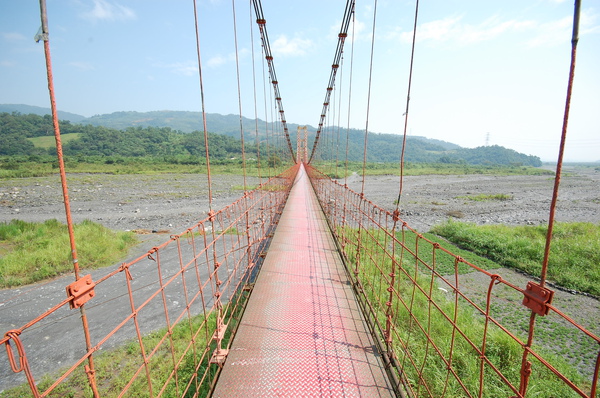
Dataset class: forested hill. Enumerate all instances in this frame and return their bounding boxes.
[0,110,542,166]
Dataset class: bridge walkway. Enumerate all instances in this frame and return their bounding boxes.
[212,164,394,397]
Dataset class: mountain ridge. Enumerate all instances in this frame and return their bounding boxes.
[1,104,542,166]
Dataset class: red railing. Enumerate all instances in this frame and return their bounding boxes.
[1,165,298,397]
[307,164,599,398]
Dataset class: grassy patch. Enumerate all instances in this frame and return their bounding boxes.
[0,314,218,398]
[398,229,501,275]
[430,220,600,296]
[341,227,586,397]
[0,219,138,288]
[28,133,81,149]
[0,157,293,179]
[317,161,555,177]
[455,193,513,201]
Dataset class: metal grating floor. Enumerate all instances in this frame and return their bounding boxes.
[212,164,394,397]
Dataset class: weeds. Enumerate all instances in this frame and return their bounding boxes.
[455,193,513,201]
[338,226,586,397]
[0,219,138,288]
[431,220,600,296]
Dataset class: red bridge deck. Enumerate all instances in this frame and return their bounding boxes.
[212,165,394,397]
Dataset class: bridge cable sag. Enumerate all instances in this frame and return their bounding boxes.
[360,0,379,195]
[249,1,263,183]
[518,1,586,396]
[308,0,356,164]
[394,0,420,213]
[35,1,101,396]
[251,0,296,162]
[192,0,214,211]
[343,8,357,186]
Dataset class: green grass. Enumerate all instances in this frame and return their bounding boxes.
[431,220,600,296]
[1,157,553,180]
[28,133,81,149]
[0,313,218,398]
[0,156,294,179]
[0,219,138,288]
[314,161,555,177]
[398,229,501,275]
[455,193,513,201]
[340,227,586,397]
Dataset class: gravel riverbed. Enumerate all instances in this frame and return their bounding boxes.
[1,166,599,387]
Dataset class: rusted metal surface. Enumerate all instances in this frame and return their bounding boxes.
[212,164,394,397]
[65,274,96,310]
[307,164,600,398]
[522,282,554,316]
[0,168,297,396]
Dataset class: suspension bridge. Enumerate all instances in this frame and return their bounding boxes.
[1,0,598,397]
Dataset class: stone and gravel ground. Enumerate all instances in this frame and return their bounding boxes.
[0,166,598,386]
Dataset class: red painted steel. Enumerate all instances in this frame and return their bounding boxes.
[212,164,394,396]
[306,165,600,398]
[0,168,297,396]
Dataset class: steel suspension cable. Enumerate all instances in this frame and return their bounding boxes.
[394,0,420,213]
[335,53,345,178]
[251,0,296,162]
[192,0,214,212]
[249,3,262,182]
[518,1,583,396]
[308,0,355,163]
[344,10,357,186]
[261,43,273,177]
[360,0,379,195]
[36,1,99,396]
[231,0,248,190]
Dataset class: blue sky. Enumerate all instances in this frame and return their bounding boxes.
[1,0,598,162]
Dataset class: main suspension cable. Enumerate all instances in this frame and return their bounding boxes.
[394,0,420,213]
[192,0,214,211]
[249,2,262,182]
[360,0,379,195]
[518,1,582,396]
[251,0,296,162]
[37,1,99,395]
[231,0,248,189]
[308,0,355,163]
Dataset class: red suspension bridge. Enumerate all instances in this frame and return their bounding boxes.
[1,1,598,397]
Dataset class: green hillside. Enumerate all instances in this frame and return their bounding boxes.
[0,110,542,166]
[28,133,81,149]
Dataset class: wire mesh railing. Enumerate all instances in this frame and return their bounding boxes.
[1,165,298,397]
[306,164,599,398]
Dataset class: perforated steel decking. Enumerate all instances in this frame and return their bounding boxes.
[212,165,394,397]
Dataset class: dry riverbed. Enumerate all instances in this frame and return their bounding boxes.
[1,166,599,383]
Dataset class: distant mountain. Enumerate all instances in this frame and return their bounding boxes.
[0,104,86,123]
[80,110,463,154]
[0,105,541,166]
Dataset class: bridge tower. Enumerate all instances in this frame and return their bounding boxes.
[296,125,308,163]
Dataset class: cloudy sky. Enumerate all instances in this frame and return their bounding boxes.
[1,0,598,161]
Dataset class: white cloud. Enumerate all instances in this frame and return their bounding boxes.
[81,0,136,22]
[164,61,198,76]
[1,32,27,42]
[0,60,16,67]
[271,35,312,57]
[527,10,599,47]
[207,55,227,68]
[394,15,534,45]
[205,49,250,68]
[69,61,96,71]
[391,8,599,48]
